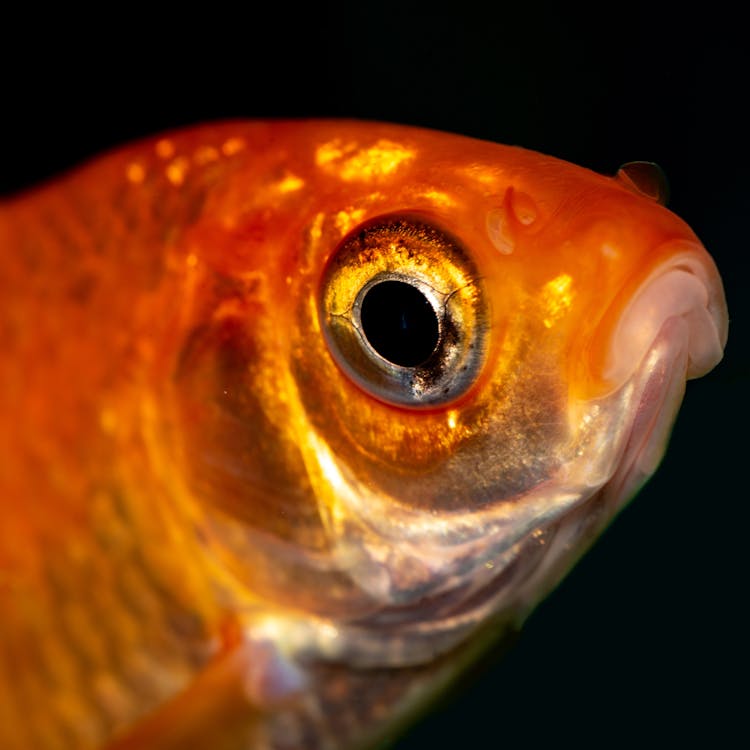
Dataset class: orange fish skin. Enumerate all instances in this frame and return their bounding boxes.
[0,121,727,749]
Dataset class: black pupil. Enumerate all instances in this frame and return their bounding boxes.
[360,280,440,367]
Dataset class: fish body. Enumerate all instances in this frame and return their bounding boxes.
[0,121,727,749]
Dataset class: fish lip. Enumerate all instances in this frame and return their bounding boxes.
[603,240,728,390]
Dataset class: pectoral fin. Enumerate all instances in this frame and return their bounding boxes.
[106,625,306,750]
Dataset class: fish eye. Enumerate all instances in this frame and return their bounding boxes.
[319,215,488,407]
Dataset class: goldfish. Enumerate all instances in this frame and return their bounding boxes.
[0,120,728,750]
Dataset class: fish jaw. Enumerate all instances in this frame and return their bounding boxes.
[509,299,725,619]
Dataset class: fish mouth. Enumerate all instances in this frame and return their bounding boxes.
[586,242,727,520]
[602,240,727,388]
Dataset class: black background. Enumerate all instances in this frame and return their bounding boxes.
[3,5,747,747]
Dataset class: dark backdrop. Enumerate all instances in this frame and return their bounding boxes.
[3,5,747,747]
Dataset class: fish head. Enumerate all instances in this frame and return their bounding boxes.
[159,122,727,739]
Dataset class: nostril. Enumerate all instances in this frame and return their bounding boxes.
[605,250,728,387]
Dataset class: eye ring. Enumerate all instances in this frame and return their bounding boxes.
[319,215,489,408]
